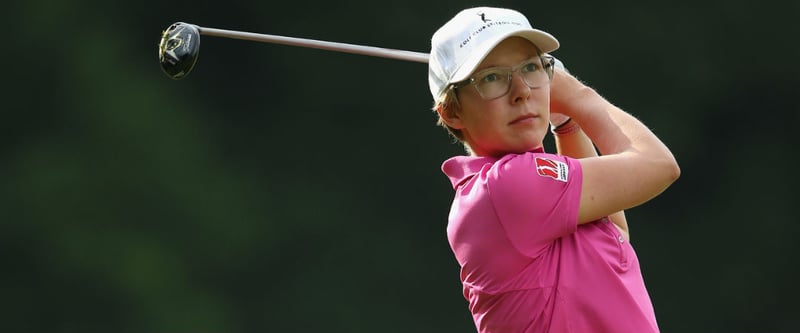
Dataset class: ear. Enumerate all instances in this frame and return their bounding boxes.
[437,104,466,130]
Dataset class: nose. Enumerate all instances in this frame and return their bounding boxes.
[508,72,531,103]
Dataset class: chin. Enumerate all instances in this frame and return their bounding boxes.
[516,134,546,151]
[508,142,542,154]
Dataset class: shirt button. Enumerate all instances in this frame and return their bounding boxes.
[618,235,625,243]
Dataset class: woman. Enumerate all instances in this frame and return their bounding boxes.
[428,7,680,333]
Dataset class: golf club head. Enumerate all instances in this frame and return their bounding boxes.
[158,22,200,80]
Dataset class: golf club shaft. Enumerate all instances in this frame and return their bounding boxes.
[198,26,430,63]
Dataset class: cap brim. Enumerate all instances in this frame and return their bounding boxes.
[449,29,559,84]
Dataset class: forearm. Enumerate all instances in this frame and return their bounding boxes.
[553,75,676,174]
[554,118,629,238]
[581,95,668,161]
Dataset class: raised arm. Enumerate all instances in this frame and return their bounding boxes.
[549,103,628,240]
[549,69,680,224]
[548,60,602,159]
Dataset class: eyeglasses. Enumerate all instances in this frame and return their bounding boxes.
[450,55,555,100]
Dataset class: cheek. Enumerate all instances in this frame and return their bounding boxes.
[458,99,489,126]
[534,86,551,105]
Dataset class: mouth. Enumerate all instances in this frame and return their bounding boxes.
[509,114,538,125]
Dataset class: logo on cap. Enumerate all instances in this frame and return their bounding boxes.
[458,12,524,49]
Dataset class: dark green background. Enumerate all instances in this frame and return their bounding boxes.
[3,0,798,332]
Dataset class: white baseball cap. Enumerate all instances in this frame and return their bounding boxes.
[428,7,560,100]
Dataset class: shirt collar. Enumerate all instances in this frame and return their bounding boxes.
[441,147,545,189]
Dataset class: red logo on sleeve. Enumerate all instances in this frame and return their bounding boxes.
[535,157,569,182]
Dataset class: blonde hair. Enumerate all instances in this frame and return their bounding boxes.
[432,88,464,140]
[432,88,476,154]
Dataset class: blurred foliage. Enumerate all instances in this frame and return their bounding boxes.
[2,0,798,332]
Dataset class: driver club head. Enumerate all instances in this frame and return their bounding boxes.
[158,22,201,80]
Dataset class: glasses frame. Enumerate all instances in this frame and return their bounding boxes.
[450,54,555,101]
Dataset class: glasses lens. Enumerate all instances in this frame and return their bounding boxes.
[474,69,510,100]
[471,57,553,100]
[520,59,547,89]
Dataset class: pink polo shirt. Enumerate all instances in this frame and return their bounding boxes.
[442,149,659,333]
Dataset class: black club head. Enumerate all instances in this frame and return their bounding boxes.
[158,22,201,80]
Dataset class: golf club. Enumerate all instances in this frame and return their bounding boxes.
[158,22,430,80]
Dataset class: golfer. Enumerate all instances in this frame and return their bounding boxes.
[429,7,680,333]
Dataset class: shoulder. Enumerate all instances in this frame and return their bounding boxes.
[489,152,580,185]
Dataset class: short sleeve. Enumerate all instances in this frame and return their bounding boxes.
[485,152,583,258]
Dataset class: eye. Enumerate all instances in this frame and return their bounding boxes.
[521,61,540,73]
[480,72,500,83]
